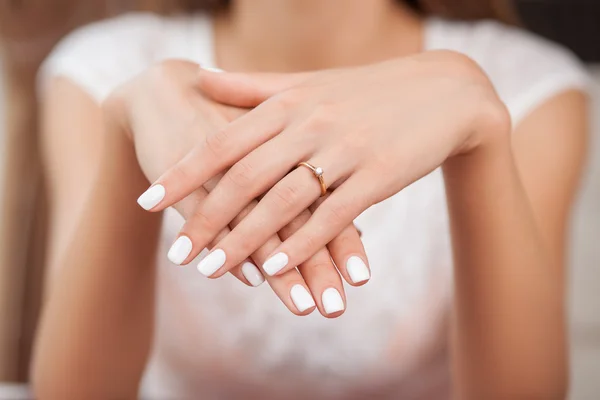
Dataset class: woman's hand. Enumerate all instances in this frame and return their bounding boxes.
[141,50,511,279]
[104,60,370,317]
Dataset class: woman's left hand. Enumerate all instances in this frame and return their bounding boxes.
[142,50,511,278]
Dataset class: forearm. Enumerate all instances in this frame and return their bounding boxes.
[32,126,162,399]
[444,137,566,399]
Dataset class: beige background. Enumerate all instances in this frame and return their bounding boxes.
[569,67,600,399]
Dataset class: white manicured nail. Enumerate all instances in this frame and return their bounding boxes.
[290,284,315,312]
[346,256,370,283]
[322,288,345,314]
[197,249,226,276]
[241,262,265,287]
[137,184,165,210]
[203,66,224,73]
[167,236,193,265]
[263,252,289,276]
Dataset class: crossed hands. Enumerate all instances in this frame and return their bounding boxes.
[105,51,506,317]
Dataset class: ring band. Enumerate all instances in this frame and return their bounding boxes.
[297,162,327,196]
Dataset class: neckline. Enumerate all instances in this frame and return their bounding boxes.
[196,13,436,70]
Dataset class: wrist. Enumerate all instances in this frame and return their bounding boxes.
[443,118,516,210]
[448,88,512,167]
[472,88,512,152]
[444,93,514,189]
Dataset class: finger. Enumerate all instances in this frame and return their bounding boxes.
[136,99,286,212]
[265,175,373,276]
[226,200,317,315]
[207,228,264,288]
[197,177,264,287]
[278,210,346,318]
[311,195,371,286]
[166,181,261,287]
[245,235,317,315]
[327,223,371,286]
[175,132,310,260]
[176,184,318,315]
[197,155,348,278]
[166,175,218,265]
[172,182,315,315]
[198,68,313,108]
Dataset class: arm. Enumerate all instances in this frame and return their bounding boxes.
[32,79,161,399]
[149,53,588,398]
[447,90,588,399]
[32,60,370,397]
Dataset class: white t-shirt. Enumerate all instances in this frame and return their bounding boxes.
[39,12,589,400]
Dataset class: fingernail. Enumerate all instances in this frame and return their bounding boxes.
[346,256,370,283]
[322,288,345,315]
[263,252,289,276]
[167,236,193,265]
[197,249,226,276]
[290,284,315,312]
[202,66,224,73]
[137,184,165,210]
[241,262,265,287]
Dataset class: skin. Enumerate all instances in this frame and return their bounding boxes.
[32,0,588,398]
[107,61,368,316]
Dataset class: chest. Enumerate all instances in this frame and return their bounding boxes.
[149,169,453,390]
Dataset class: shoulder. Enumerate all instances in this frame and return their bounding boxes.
[38,12,213,102]
[426,19,591,125]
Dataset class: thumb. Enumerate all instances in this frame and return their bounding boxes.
[197,67,312,108]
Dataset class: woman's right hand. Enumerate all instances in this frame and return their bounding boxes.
[102,60,370,317]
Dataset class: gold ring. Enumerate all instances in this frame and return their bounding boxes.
[297,162,327,196]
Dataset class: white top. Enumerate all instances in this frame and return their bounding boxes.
[39,12,589,400]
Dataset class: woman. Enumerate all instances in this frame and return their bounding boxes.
[32,0,589,398]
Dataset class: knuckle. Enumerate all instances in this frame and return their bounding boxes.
[226,160,257,190]
[270,183,301,210]
[178,191,205,219]
[299,233,319,254]
[325,201,352,226]
[304,104,335,134]
[227,231,255,258]
[204,129,230,157]
[190,207,218,233]
[330,230,355,249]
[272,92,300,112]
[168,162,195,186]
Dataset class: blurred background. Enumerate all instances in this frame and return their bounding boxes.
[0,0,598,398]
